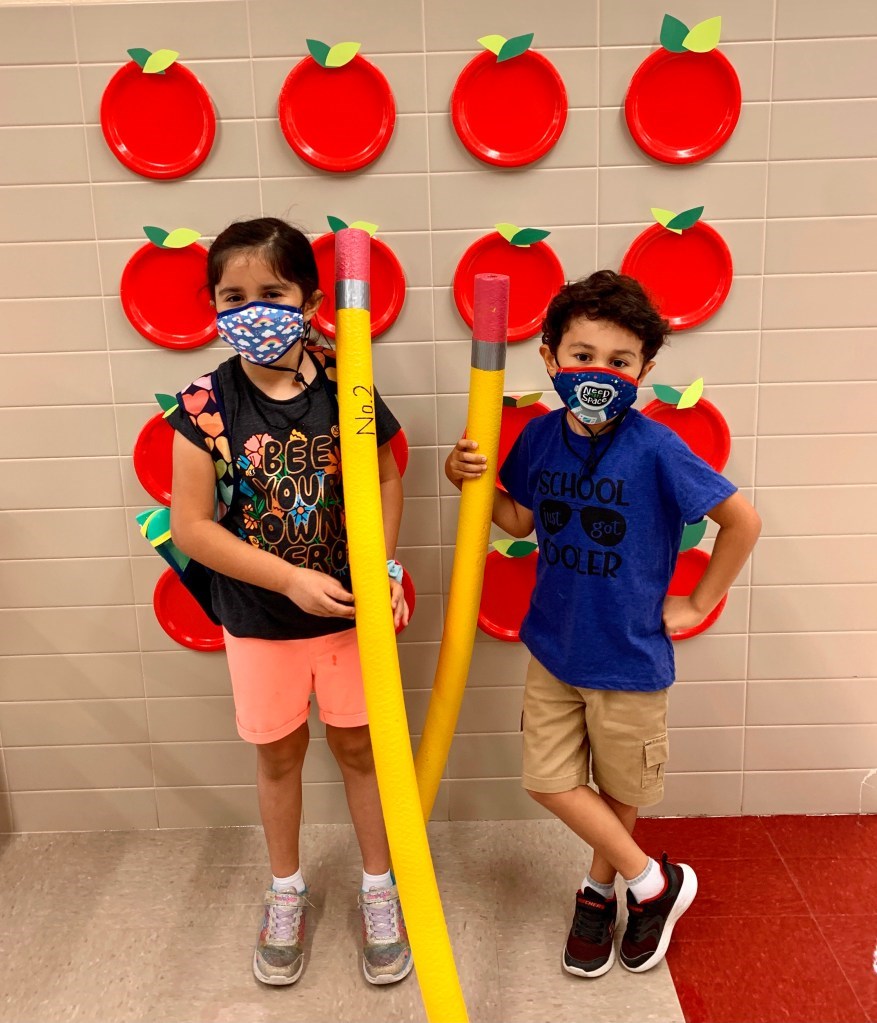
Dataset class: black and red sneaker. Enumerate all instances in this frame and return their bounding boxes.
[620,853,697,973]
[562,887,618,978]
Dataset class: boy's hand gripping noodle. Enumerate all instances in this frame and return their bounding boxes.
[334,228,468,1023]
[415,274,510,816]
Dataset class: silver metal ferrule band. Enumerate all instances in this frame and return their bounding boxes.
[471,338,507,371]
[335,279,370,311]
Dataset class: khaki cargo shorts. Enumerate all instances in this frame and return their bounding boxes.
[521,656,670,808]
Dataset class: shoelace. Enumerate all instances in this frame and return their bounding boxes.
[573,903,611,942]
[267,900,304,943]
[363,898,398,942]
[624,907,655,943]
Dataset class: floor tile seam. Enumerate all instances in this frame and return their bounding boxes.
[808,907,875,1021]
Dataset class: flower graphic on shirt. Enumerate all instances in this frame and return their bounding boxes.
[243,432,273,469]
[324,445,341,476]
[242,504,259,532]
[291,494,317,530]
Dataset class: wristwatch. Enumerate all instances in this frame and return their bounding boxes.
[387,559,404,583]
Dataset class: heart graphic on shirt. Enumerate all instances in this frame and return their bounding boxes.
[539,499,571,535]
[196,411,224,438]
[182,388,210,416]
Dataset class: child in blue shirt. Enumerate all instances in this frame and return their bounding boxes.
[446,271,761,979]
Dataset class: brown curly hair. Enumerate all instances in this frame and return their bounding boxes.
[542,271,671,366]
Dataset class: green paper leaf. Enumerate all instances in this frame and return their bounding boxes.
[653,383,683,405]
[677,377,704,409]
[493,539,538,558]
[306,39,331,66]
[477,34,507,56]
[515,392,544,407]
[327,215,348,233]
[349,220,379,236]
[162,227,201,249]
[142,48,179,74]
[497,32,534,62]
[683,16,722,53]
[651,207,677,229]
[143,225,169,248]
[155,393,178,416]
[680,518,707,552]
[666,206,704,231]
[127,48,152,69]
[502,396,518,407]
[494,222,520,243]
[510,227,550,246]
[326,41,361,68]
[660,14,690,52]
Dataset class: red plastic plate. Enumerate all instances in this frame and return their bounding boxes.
[451,49,568,167]
[312,232,405,339]
[667,548,727,641]
[641,396,731,472]
[278,54,396,172]
[454,232,565,343]
[624,48,741,164]
[478,548,538,642]
[621,221,733,331]
[389,427,409,477]
[100,60,216,179]
[153,568,225,652]
[121,242,216,349]
[133,412,174,506]
[496,399,551,493]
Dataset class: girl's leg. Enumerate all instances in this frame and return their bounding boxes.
[256,722,310,877]
[325,723,390,874]
[588,789,639,885]
[527,785,648,881]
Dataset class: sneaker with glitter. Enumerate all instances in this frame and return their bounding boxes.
[620,854,698,973]
[252,888,309,986]
[358,884,413,985]
[562,886,618,978]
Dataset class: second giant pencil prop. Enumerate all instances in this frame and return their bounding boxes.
[415,273,509,818]
[334,228,468,1023]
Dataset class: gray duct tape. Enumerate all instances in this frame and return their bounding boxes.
[335,279,370,311]
[471,338,507,371]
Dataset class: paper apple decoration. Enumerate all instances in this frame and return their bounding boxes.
[454,224,564,343]
[478,540,538,641]
[621,206,733,330]
[312,217,406,339]
[625,15,741,164]
[451,32,568,166]
[497,393,550,492]
[153,568,224,652]
[667,547,728,640]
[100,49,216,179]
[641,379,731,472]
[121,226,216,349]
[278,41,396,172]
[133,395,178,505]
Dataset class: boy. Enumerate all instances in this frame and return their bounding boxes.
[446,271,761,978]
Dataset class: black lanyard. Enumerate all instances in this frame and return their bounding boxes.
[561,410,628,480]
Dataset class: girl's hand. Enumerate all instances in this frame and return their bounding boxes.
[286,567,355,618]
[446,437,487,487]
[390,579,410,631]
[662,594,707,636]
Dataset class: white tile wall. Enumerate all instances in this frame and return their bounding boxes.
[0,0,875,830]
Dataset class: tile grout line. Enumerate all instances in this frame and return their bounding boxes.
[69,3,159,833]
[243,0,263,218]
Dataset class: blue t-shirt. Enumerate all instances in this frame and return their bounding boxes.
[499,408,737,692]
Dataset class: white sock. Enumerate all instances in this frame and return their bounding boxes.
[362,868,393,892]
[624,857,665,903]
[272,868,306,894]
[584,874,616,900]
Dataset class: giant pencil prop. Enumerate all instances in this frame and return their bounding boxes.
[415,274,509,818]
[334,229,468,1023]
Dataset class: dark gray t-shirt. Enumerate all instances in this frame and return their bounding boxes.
[168,351,400,640]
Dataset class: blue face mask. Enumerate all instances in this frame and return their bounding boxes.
[216,301,305,366]
[552,366,639,427]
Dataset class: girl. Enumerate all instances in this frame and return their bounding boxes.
[168,218,412,988]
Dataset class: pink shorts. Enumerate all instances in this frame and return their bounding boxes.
[222,627,368,744]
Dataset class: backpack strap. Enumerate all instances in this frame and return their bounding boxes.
[176,372,235,518]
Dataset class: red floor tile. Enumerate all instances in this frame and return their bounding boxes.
[667,914,868,1023]
[679,856,808,920]
[783,857,877,919]
[816,916,877,1023]
[764,815,877,860]
[636,815,776,860]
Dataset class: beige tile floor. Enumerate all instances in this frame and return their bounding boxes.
[0,821,684,1023]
